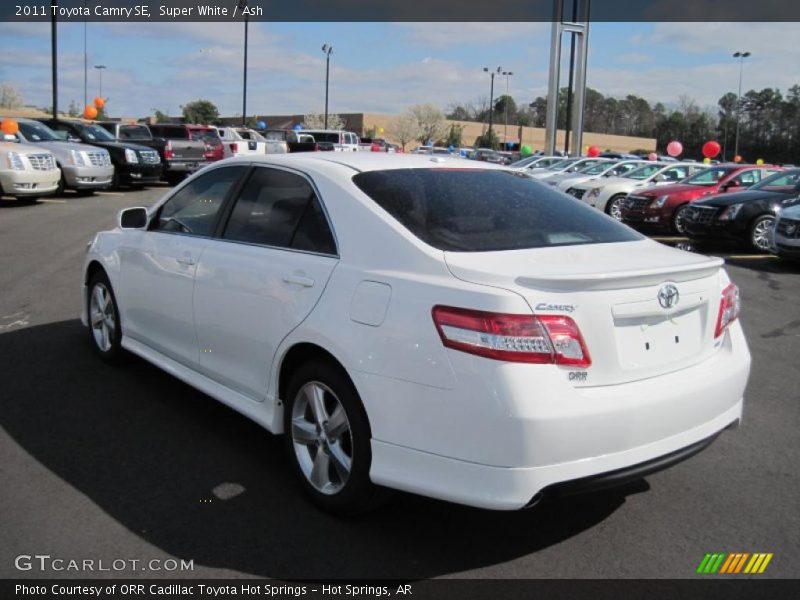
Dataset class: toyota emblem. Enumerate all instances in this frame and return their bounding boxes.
[657,283,680,309]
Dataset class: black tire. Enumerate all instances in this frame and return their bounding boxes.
[111,170,124,190]
[16,196,39,203]
[165,172,184,186]
[749,214,775,253]
[605,194,627,220]
[75,189,96,197]
[283,359,389,516]
[672,204,691,235]
[87,270,125,363]
[56,170,67,195]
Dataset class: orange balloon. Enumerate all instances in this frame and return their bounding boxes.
[734,154,743,163]
[93,96,105,109]
[1,119,19,135]
[84,105,98,120]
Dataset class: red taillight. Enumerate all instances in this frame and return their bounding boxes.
[715,283,741,338]
[431,306,591,367]
[164,141,173,160]
[230,142,238,153]
[371,143,381,152]
[313,143,320,152]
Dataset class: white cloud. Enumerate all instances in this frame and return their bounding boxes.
[396,22,548,47]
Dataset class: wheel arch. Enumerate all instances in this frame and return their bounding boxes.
[275,341,368,435]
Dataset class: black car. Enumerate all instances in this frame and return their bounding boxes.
[684,169,800,252]
[38,119,162,188]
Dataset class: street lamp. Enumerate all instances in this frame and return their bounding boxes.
[322,44,333,130]
[94,64,106,98]
[483,66,502,149]
[502,70,513,145]
[239,0,249,126]
[733,51,751,160]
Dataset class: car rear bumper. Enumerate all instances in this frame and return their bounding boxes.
[685,219,748,241]
[167,160,207,173]
[370,400,741,510]
[363,322,750,510]
[0,169,60,195]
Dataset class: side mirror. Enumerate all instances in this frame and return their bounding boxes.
[653,174,666,183]
[68,136,82,143]
[119,207,148,229]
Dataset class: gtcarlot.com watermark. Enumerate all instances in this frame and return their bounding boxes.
[14,554,194,573]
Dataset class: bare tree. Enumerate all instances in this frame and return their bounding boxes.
[0,83,24,109]
[408,103,448,145]
[388,113,420,151]
[303,112,345,130]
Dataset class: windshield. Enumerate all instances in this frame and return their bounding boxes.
[579,161,614,175]
[608,162,643,177]
[509,156,540,168]
[546,158,580,171]
[684,167,735,186]
[18,121,59,142]
[352,168,642,252]
[751,169,800,193]
[77,123,116,141]
[118,125,152,140]
[626,164,664,180]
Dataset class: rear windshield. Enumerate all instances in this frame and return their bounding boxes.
[189,129,221,145]
[352,169,642,252]
[307,132,341,143]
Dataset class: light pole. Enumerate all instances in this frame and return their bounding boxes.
[94,64,106,99]
[733,51,750,160]
[502,70,513,145]
[83,0,87,107]
[239,0,249,126]
[483,66,502,149]
[322,44,333,130]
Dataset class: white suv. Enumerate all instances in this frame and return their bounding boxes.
[81,154,750,514]
[302,130,360,152]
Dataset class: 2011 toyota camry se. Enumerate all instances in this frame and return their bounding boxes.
[81,153,751,514]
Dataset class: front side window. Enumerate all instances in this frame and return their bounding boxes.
[118,125,152,140]
[661,166,691,182]
[222,167,336,254]
[626,164,663,179]
[152,167,246,237]
[730,169,759,186]
[352,168,642,252]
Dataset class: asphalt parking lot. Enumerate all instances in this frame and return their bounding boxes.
[1,186,799,580]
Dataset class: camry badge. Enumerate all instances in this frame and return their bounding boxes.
[657,284,680,309]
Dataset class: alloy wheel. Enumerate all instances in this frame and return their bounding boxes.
[89,282,116,352]
[751,216,775,252]
[608,197,625,221]
[291,381,353,495]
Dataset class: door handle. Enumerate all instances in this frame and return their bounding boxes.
[282,274,315,287]
[176,257,196,267]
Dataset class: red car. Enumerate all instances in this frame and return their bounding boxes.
[622,164,781,234]
[185,125,224,162]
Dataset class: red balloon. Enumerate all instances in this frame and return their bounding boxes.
[702,141,721,159]
[648,152,658,161]
[587,145,600,157]
[666,140,683,157]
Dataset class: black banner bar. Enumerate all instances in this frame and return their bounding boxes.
[1,0,798,22]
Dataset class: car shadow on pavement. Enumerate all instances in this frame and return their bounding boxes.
[0,320,649,580]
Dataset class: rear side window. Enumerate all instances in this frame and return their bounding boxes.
[223,167,336,254]
[152,166,246,237]
[352,169,642,252]
[118,125,152,140]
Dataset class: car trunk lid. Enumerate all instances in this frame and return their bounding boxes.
[444,240,726,386]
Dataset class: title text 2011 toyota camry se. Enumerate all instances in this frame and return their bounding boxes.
[81,153,751,514]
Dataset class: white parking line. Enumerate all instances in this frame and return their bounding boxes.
[39,199,67,204]
[96,191,125,196]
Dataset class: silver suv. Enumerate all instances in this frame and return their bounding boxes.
[11,119,113,194]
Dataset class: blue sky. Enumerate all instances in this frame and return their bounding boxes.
[1,21,797,118]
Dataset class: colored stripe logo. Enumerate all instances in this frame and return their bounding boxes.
[697,553,773,574]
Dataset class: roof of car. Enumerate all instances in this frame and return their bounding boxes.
[220,152,503,174]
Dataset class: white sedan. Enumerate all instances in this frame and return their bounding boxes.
[81,153,751,514]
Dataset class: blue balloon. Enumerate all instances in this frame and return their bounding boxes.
[257,120,266,130]
[293,123,303,131]
[448,145,455,152]
[506,141,514,149]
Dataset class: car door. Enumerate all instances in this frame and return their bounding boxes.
[118,166,246,366]
[723,168,761,192]
[193,165,339,400]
